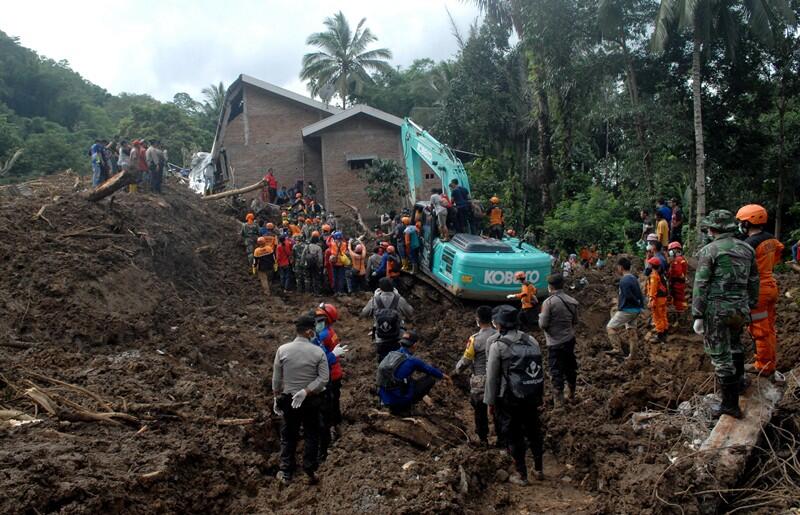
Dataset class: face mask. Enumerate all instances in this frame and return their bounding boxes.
[315,321,326,333]
[669,250,675,257]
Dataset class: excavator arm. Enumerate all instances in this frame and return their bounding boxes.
[401,118,470,206]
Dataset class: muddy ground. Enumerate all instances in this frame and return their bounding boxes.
[1,172,798,514]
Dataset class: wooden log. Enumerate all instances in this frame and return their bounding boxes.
[788,262,800,274]
[84,169,138,202]
[201,179,266,201]
[337,200,375,239]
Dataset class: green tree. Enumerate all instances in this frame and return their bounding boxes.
[360,159,408,215]
[652,0,796,237]
[201,82,226,120]
[300,11,393,108]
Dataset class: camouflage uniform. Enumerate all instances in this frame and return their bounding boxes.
[292,239,308,293]
[692,211,759,380]
[240,222,260,267]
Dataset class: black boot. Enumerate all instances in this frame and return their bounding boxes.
[733,353,750,394]
[712,377,743,419]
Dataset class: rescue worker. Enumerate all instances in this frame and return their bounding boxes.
[272,314,329,485]
[396,216,411,272]
[276,235,294,291]
[506,271,538,330]
[538,273,579,406]
[487,196,505,239]
[484,305,545,485]
[404,220,421,274]
[292,235,308,293]
[453,306,498,445]
[314,304,349,461]
[377,331,451,416]
[347,240,368,293]
[692,210,760,419]
[667,242,688,313]
[303,233,325,294]
[736,204,783,378]
[372,245,401,281]
[360,277,414,362]
[241,213,260,269]
[254,237,276,295]
[655,210,670,247]
[328,231,349,294]
[646,256,669,343]
[606,257,645,359]
[366,246,385,290]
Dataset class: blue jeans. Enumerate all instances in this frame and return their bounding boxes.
[792,243,798,262]
[279,266,293,290]
[332,267,346,293]
[91,162,106,187]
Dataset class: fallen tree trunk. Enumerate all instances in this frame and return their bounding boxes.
[337,200,374,239]
[84,169,138,202]
[202,179,266,201]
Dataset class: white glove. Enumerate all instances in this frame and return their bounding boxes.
[693,319,705,335]
[332,344,349,357]
[291,389,307,409]
[273,398,283,416]
[506,294,516,299]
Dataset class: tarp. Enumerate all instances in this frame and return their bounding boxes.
[188,152,215,195]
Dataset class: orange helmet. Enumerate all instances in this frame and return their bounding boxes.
[257,237,267,246]
[282,220,289,226]
[322,224,331,232]
[668,241,682,251]
[647,257,662,267]
[490,196,500,204]
[736,204,768,225]
[315,303,339,323]
[387,245,396,253]
[295,192,303,199]
[401,216,411,225]
[311,230,321,238]
[266,222,275,230]
[245,213,255,223]
[514,271,526,281]
[281,211,288,217]
[506,229,516,237]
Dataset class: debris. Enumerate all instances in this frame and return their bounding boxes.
[201,179,266,201]
[84,169,138,202]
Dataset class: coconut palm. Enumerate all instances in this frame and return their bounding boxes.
[652,0,794,235]
[301,12,393,109]
[201,81,226,119]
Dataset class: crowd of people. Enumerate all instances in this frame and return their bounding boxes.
[89,138,168,193]
[253,175,786,487]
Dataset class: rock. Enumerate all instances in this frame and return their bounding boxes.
[435,468,452,481]
[401,460,417,471]
[562,476,572,483]
[495,469,509,482]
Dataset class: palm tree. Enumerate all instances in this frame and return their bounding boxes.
[652,0,794,237]
[201,81,226,119]
[301,12,393,109]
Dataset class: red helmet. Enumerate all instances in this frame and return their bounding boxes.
[295,192,303,199]
[315,303,338,323]
[514,271,526,281]
[257,237,267,246]
[668,241,682,251]
[355,244,364,253]
[647,257,662,267]
[736,204,768,225]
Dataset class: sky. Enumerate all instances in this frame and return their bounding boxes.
[2,0,481,103]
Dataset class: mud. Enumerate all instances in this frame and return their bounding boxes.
[1,172,798,514]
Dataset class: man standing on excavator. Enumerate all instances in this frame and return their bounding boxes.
[736,204,783,379]
[692,210,760,419]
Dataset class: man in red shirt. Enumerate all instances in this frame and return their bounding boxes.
[276,234,294,291]
[314,304,349,461]
[264,168,278,204]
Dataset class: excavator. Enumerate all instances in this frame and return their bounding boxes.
[401,118,551,300]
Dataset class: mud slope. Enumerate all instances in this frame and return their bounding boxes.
[1,172,798,514]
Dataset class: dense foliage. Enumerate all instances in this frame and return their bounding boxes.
[0,30,215,182]
[360,159,408,215]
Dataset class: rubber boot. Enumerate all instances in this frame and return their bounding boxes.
[712,377,743,419]
[553,389,564,408]
[606,332,624,356]
[567,382,576,402]
[657,332,667,344]
[733,353,750,394]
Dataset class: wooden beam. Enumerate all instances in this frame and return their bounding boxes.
[201,179,266,201]
[84,169,138,202]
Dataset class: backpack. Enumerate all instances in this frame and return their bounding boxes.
[374,295,402,340]
[376,350,408,388]
[303,244,321,269]
[500,335,544,400]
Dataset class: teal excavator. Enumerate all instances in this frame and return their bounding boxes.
[400,118,551,300]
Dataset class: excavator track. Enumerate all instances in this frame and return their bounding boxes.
[400,269,463,308]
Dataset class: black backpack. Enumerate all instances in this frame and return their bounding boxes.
[303,244,321,269]
[374,295,402,340]
[500,335,544,400]
[376,350,408,388]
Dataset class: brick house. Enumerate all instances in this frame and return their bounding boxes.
[211,74,430,221]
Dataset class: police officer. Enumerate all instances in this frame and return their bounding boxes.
[692,210,760,419]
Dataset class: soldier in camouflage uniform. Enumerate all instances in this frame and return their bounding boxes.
[292,235,308,294]
[240,213,260,269]
[692,210,759,419]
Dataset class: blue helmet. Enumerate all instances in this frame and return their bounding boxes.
[332,231,343,240]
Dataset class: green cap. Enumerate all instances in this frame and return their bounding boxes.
[701,209,737,232]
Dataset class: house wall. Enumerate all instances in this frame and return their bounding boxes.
[318,115,404,222]
[221,83,330,195]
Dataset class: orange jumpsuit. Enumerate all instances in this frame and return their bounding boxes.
[513,283,538,309]
[746,233,783,374]
[668,255,688,312]
[648,270,669,334]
